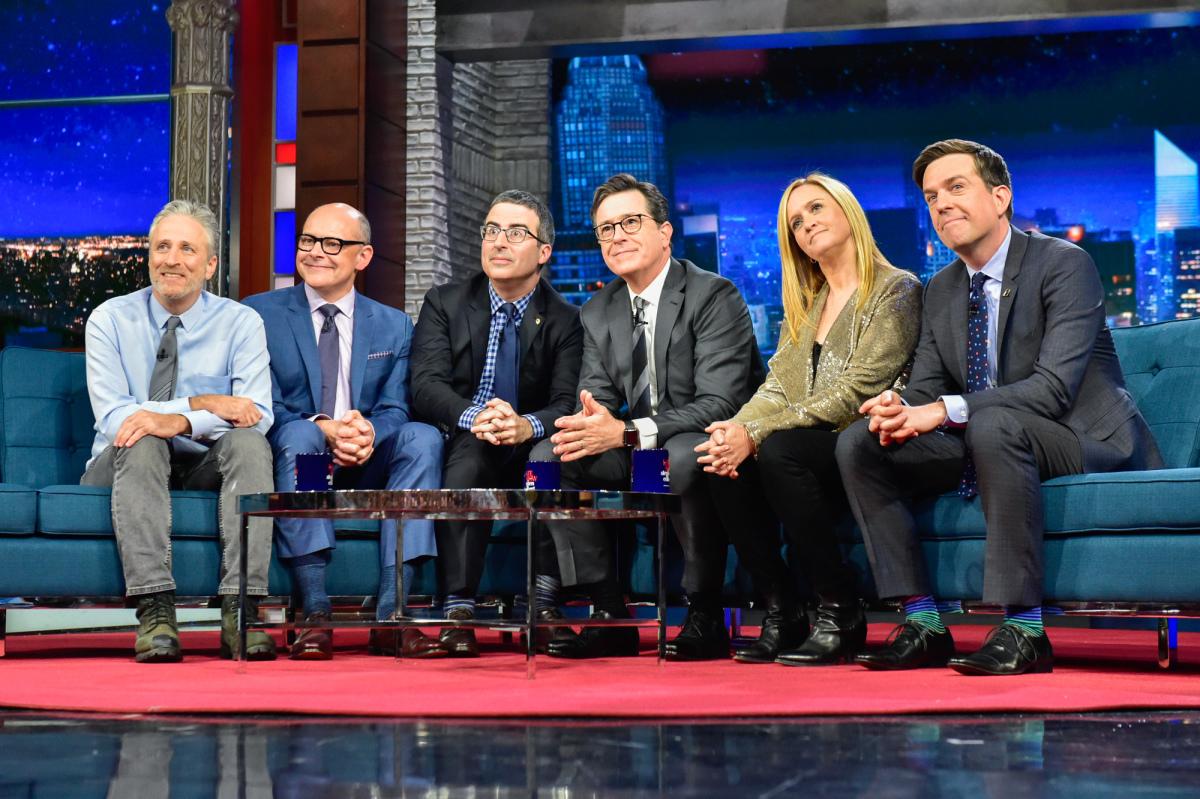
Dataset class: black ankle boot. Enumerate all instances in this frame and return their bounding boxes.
[776,595,866,666]
[733,596,808,664]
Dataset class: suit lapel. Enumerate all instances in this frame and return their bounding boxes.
[608,283,634,404]
[519,280,546,363]
[286,285,324,413]
[653,260,685,406]
[466,281,491,390]
[350,295,373,411]
[995,226,1026,377]
[947,264,970,390]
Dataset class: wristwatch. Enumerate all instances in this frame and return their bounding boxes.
[623,420,640,449]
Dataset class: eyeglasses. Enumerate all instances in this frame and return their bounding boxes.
[594,213,655,242]
[480,224,546,245]
[297,234,367,256]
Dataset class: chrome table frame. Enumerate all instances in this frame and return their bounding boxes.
[237,489,680,675]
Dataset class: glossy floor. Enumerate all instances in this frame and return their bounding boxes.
[2,711,1200,797]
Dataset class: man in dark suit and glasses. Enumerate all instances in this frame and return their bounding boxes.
[410,190,583,657]
[530,173,765,660]
[837,140,1163,675]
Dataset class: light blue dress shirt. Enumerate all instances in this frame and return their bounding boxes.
[941,228,1011,425]
[84,287,273,468]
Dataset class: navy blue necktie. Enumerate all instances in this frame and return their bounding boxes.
[493,302,519,408]
[318,304,340,418]
[958,271,990,498]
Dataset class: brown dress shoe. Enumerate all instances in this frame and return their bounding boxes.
[289,611,333,660]
[439,607,480,657]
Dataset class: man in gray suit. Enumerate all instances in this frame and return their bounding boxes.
[530,173,764,660]
[837,139,1162,675]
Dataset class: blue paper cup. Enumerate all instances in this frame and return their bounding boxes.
[631,448,671,493]
[295,452,334,491]
[524,460,562,490]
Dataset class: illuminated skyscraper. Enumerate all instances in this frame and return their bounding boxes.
[551,56,669,304]
[1140,131,1200,321]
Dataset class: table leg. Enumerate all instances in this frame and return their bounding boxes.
[238,511,250,662]
[526,506,537,680]
[656,512,666,663]
[395,514,405,661]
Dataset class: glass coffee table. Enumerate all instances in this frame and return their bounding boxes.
[236,489,680,676]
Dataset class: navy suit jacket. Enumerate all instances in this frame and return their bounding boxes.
[243,284,414,446]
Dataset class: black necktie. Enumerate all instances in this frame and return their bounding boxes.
[958,271,990,499]
[318,304,340,418]
[630,296,652,419]
[493,302,520,408]
[148,316,182,401]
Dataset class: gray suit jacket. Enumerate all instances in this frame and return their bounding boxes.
[906,226,1162,472]
[577,257,765,442]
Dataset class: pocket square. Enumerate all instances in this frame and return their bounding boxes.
[367,350,393,360]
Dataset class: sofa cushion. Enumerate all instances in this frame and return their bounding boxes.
[38,485,219,539]
[0,348,92,488]
[0,482,37,534]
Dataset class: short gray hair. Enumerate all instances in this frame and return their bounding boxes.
[489,189,555,246]
[149,199,219,259]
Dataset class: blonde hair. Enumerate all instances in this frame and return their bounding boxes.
[776,173,895,344]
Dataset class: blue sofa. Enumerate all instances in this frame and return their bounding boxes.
[1,317,1198,661]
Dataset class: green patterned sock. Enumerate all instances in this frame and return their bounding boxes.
[903,595,946,634]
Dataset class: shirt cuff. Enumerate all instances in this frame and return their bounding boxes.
[632,417,658,450]
[457,404,486,431]
[522,414,544,440]
[939,395,969,426]
[183,409,215,440]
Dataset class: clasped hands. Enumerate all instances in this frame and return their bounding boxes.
[694,421,754,479]
[315,409,375,467]
[860,390,947,446]
[113,394,263,448]
[549,390,625,461]
[470,398,534,446]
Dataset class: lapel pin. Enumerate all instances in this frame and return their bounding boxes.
[1001,288,1012,298]
[535,317,542,326]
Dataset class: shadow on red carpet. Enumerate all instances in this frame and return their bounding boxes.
[1,626,1197,717]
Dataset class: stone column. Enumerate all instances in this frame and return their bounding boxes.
[167,0,237,295]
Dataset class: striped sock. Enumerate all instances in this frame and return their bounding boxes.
[535,574,561,608]
[444,594,476,618]
[903,594,946,634]
[1004,605,1045,637]
[936,599,964,615]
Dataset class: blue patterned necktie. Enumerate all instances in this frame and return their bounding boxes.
[493,302,520,408]
[318,304,340,418]
[958,271,990,499]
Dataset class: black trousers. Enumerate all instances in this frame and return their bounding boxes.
[436,431,560,598]
[835,407,1083,606]
[707,426,858,600]
[528,432,728,594]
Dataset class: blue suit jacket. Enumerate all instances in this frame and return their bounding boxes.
[243,285,414,446]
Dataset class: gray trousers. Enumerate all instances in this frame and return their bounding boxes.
[81,428,274,597]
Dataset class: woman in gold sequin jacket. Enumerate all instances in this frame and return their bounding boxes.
[695,173,922,666]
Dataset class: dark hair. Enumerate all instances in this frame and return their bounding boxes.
[489,189,555,246]
[912,139,1013,220]
[589,173,670,225]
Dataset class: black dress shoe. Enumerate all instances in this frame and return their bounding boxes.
[733,602,808,664]
[776,596,866,666]
[854,621,954,670]
[665,606,729,661]
[439,607,479,657]
[545,611,639,659]
[289,611,333,661]
[948,624,1053,676]
[523,606,580,654]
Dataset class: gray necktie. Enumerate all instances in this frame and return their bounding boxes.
[318,304,340,417]
[148,316,182,402]
[630,296,652,419]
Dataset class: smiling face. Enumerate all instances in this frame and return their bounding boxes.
[481,202,550,299]
[148,213,217,314]
[593,189,672,294]
[786,182,854,266]
[295,204,373,302]
[922,152,1012,264]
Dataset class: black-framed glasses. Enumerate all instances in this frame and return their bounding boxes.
[297,234,368,255]
[594,213,654,242]
[480,224,545,245]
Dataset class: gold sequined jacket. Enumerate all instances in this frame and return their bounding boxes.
[733,265,923,446]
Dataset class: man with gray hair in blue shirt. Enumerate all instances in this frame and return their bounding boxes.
[81,199,277,663]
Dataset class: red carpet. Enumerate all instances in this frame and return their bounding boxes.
[1,626,1198,718]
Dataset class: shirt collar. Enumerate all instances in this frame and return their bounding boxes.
[304,283,356,319]
[630,255,672,309]
[488,282,536,317]
[965,227,1012,284]
[149,289,207,331]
